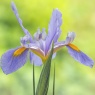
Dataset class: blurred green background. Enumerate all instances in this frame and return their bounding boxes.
[0,0,95,95]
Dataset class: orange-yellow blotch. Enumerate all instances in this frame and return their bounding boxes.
[68,43,80,52]
[41,55,48,63]
[13,47,27,56]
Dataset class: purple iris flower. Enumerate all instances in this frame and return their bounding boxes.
[0,2,94,74]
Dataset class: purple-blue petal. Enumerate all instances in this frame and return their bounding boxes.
[45,9,62,54]
[30,52,42,66]
[54,41,66,52]
[66,46,94,68]
[11,2,33,42]
[34,40,45,52]
[20,35,33,46]
[65,32,76,44]
[1,47,29,74]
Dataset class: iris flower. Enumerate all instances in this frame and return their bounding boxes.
[0,2,94,74]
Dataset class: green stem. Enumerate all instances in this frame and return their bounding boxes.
[36,43,54,95]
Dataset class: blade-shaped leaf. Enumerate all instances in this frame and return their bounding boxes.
[53,63,55,95]
[33,63,35,95]
[36,44,54,95]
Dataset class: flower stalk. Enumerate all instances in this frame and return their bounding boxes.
[36,44,54,95]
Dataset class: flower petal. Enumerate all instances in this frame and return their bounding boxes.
[65,32,76,44]
[11,2,32,42]
[45,9,62,54]
[20,35,32,46]
[41,28,47,40]
[30,52,42,66]
[33,28,47,41]
[66,45,94,67]
[33,28,41,40]
[53,32,76,53]
[28,43,45,59]
[54,41,66,53]
[1,47,29,74]
[35,40,45,52]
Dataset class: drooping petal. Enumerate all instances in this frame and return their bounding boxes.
[45,9,62,54]
[53,32,76,53]
[11,2,32,42]
[65,32,76,44]
[1,47,29,74]
[66,45,94,68]
[30,52,42,66]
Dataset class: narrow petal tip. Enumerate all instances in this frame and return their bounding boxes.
[11,1,17,13]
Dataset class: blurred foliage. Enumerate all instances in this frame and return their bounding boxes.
[0,0,95,95]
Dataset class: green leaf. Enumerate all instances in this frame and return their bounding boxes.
[33,63,35,95]
[53,63,55,95]
[36,44,54,95]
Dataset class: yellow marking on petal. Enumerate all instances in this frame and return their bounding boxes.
[41,55,48,63]
[30,47,54,63]
[31,49,44,59]
[68,43,80,52]
[13,47,26,56]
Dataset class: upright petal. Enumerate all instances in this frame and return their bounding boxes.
[35,40,45,52]
[41,28,47,40]
[45,9,62,54]
[20,35,32,46]
[1,47,29,74]
[33,28,47,41]
[11,2,33,42]
[30,52,42,66]
[66,45,94,68]
[33,28,41,40]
